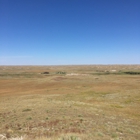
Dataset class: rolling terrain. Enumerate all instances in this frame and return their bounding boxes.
[0,65,140,140]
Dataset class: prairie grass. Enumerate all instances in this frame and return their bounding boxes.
[0,65,140,140]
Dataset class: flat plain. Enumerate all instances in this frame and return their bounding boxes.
[0,65,140,140]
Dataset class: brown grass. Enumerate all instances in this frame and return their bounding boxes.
[0,65,140,140]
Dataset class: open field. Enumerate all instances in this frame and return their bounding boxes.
[0,65,140,140]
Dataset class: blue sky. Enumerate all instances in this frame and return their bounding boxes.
[0,0,140,65]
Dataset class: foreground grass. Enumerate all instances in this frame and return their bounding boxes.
[0,65,140,140]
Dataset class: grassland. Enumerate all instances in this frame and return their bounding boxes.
[0,65,140,140]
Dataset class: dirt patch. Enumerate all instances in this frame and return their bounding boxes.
[52,77,68,81]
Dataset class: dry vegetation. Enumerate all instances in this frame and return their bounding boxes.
[0,65,140,140]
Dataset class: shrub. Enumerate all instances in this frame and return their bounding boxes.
[22,109,32,112]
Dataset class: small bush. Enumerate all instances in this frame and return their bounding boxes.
[60,135,81,140]
[22,109,32,112]
[78,115,82,117]
[26,117,32,120]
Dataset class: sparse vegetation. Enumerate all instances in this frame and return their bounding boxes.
[0,65,140,140]
[26,117,32,120]
[22,109,32,112]
[56,71,66,75]
[124,71,140,75]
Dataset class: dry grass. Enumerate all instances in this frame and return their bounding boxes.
[0,65,140,140]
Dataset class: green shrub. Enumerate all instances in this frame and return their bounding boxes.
[26,117,32,120]
[22,108,32,112]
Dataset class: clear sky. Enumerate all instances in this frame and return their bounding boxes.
[0,0,140,65]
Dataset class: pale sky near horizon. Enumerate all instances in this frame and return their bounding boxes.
[0,0,140,65]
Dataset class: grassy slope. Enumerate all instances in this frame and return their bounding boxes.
[0,65,140,140]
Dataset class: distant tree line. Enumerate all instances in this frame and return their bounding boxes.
[124,71,140,75]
